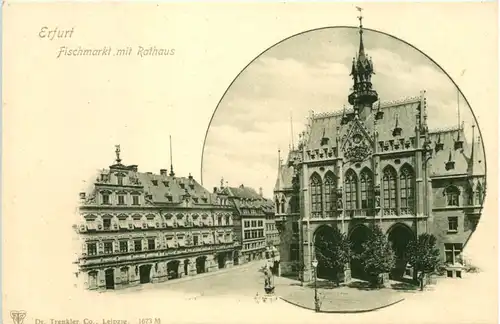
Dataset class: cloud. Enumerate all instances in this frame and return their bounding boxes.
[202,28,480,198]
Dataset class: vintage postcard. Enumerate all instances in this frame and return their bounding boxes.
[2,2,498,324]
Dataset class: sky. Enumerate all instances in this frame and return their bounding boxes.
[201,27,482,198]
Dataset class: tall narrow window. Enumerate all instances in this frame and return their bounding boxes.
[382,167,397,215]
[275,198,280,214]
[360,169,374,210]
[399,165,415,214]
[117,174,124,186]
[445,186,460,206]
[324,172,337,217]
[475,183,484,206]
[345,170,358,211]
[281,199,286,214]
[310,173,323,218]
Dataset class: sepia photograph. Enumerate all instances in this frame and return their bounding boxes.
[3,3,497,324]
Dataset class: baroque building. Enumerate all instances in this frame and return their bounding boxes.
[74,146,239,291]
[274,17,486,283]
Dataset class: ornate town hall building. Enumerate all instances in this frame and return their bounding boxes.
[274,17,486,283]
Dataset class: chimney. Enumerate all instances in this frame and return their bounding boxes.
[79,192,86,200]
[259,187,263,197]
[188,173,193,180]
[160,169,167,176]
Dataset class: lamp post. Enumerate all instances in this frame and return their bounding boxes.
[311,258,320,312]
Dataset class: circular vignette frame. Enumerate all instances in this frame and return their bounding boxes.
[199,25,487,207]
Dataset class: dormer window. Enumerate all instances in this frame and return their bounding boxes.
[117,175,124,186]
[435,142,444,152]
[152,180,158,186]
[180,183,185,189]
[375,110,384,120]
[445,150,455,171]
[454,140,463,150]
[392,115,402,137]
[163,181,169,187]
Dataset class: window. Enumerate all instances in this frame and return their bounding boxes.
[251,221,256,227]
[152,180,158,186]
[148,239,155,250]
[275,198,280,214]
[132,195,139,205]
[87,243,97,256]
[225,215,230,225]
[117,175,124,186]
[445,186,460,206]
[345,170,358,211]
[104,242,113,254]
[88,271,98,289]
[399,166,415,214]
[292,222,299,234]
[360,169,374,209]
[290,243,299,261]
[121,267,129,284]
[101,193,110,205]
[120,241,128,252]
[218,216,222,226]
[134,239,142,252]
[193,235,199,245]
[258,220,263,227]
[103,218,111,230]
[444,243,462,264]
[324,173,337,217]
[310,173,323,218]
[382,167,397,213]
[448,217,458,232]
[475,183,484,206]
[280,199,286,214]
[116,194,124,205]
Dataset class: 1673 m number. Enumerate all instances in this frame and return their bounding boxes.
[138,319,161,324]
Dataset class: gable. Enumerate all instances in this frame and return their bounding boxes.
[341,118,374,163]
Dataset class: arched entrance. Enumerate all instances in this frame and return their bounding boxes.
[387,223,414,280]
[217,253,226,269]
[166,260,180,280]
[196,256,207,274]
[139,264,152,284]
[349,225,371,280]
[314,225,338,280]
[184,259,190,276]
[105,268,115,289]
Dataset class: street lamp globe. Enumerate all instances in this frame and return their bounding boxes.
[312,259,318,269]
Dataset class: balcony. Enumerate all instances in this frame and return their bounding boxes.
[346,209,376,218]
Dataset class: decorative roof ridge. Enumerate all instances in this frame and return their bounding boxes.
[428,125,462,134]
[378,96,421,108]
[313,108,354,120]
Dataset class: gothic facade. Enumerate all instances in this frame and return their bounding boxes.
[74,149,239,291]
[274,19,485,283]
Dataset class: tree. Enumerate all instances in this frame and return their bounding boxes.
[406,233,440,291]
[357,224,395,287]
[314,227,351,286]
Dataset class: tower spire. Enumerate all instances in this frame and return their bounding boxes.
[169,135,175,177]
[348,7,378,117]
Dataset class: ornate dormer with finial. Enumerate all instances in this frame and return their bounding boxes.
[445,149,455,171]
[454,122,464,150]
[435,133,444,152]
[392,113,402,137]
[320,128,329,146]
[348,7,379,119]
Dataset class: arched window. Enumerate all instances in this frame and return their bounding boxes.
[275,198,280,214]
[345,170,358,211]
[445,186,460,206]
[324,172,337,217]
[281,198,286,214]
[360,169,374,209]
[399,165,415,214]
[382,167,397,215]
[475,183,484,206]
[310,173,323,218]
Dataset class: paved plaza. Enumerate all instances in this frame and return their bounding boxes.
[116,261,415,312]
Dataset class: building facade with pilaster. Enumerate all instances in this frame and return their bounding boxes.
[74,148,238,291]
[274,18,486,283]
